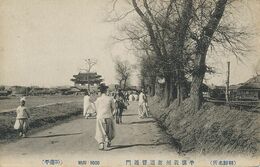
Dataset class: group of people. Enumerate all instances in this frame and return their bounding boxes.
[83,88,128,124]
[13,84,150,151]
[82,86,150,150]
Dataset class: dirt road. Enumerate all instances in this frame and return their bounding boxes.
[0,101,180,167]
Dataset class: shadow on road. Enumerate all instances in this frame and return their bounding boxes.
[84,117,96,119]
[107,142,167,151]
[126,120,156,124]
[122,113,138,116]
[27,132,82,138]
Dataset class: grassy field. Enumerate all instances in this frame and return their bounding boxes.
[0,95,84,112]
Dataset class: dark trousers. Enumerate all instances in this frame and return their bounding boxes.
[115,108,124,124]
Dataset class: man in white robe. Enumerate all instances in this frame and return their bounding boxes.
[138,89,145,118]
[95,83,116,150]
[83,93,96,119]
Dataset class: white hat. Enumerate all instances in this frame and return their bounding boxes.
[20,97,26,102]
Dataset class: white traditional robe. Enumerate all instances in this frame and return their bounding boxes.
[128,94,133,101]
[14,106,29,131]
[94,94,115,144]
[138,92,145,117]
[83,95,96,116]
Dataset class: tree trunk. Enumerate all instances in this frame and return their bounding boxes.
[190,0,228,111]
[123,79,127,90]
[163,74,174,107]
[119,80,122,88]
[175,0,193,106]
[176,68,186,106]
[150,77,156,96]
[177,83,182,106]
[190,70,205,111]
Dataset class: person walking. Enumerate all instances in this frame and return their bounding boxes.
[95,83,116,150]
[14,97,30,138]
[143,91,150,117]
[114,89,126,124]
[83,92,96,119]
[138,89,145,118]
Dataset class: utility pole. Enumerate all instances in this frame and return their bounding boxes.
[226,61,230,103]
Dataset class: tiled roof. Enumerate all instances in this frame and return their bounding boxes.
[239,75,260,89]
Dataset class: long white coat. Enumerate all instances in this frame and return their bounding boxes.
[94,94,115,143]
[83,95,96,116]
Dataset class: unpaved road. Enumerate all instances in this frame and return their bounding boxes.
[0,101,180,167]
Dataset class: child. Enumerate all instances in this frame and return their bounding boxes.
[14,97,30,137]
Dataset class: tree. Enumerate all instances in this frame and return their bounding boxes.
[139,52,157,96]
[110,0,249,110]
[80,58,97,73]
[115,59,132,89]
[131,0,177,106]
[78,58,99,91]
[188,0,227,111]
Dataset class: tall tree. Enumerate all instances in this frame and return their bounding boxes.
[189,0,228,111]
[110,0,249,110]
[131,0,177,106]
[78,58,98,91]
[115,59,132,89]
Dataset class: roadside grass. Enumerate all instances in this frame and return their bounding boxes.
[149,96,260,156]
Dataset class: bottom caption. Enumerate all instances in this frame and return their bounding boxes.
[41,159,238,166]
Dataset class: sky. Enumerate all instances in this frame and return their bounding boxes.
[205,0,260,85]
[0,0,136,87]
[0,0,260,87]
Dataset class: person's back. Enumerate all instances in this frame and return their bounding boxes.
[83,95,90,116]
[94,83,115,150]
[139,92,145,105]
[95,94,114,119]
[134,94,138,101]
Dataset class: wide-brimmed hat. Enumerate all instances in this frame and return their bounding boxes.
[98,83,109,92]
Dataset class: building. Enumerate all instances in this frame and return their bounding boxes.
[10,86,30,96]
[233,75,260,101]
[208,75,260,101]
[71,72,103,87]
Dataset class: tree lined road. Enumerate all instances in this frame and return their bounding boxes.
[0,101,178,167]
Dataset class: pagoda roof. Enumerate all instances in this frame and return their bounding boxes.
[71,72,103,84]
[71,78,103,82]
[73,72,101,78]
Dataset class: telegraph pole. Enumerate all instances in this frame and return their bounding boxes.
[226,61,230,103]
